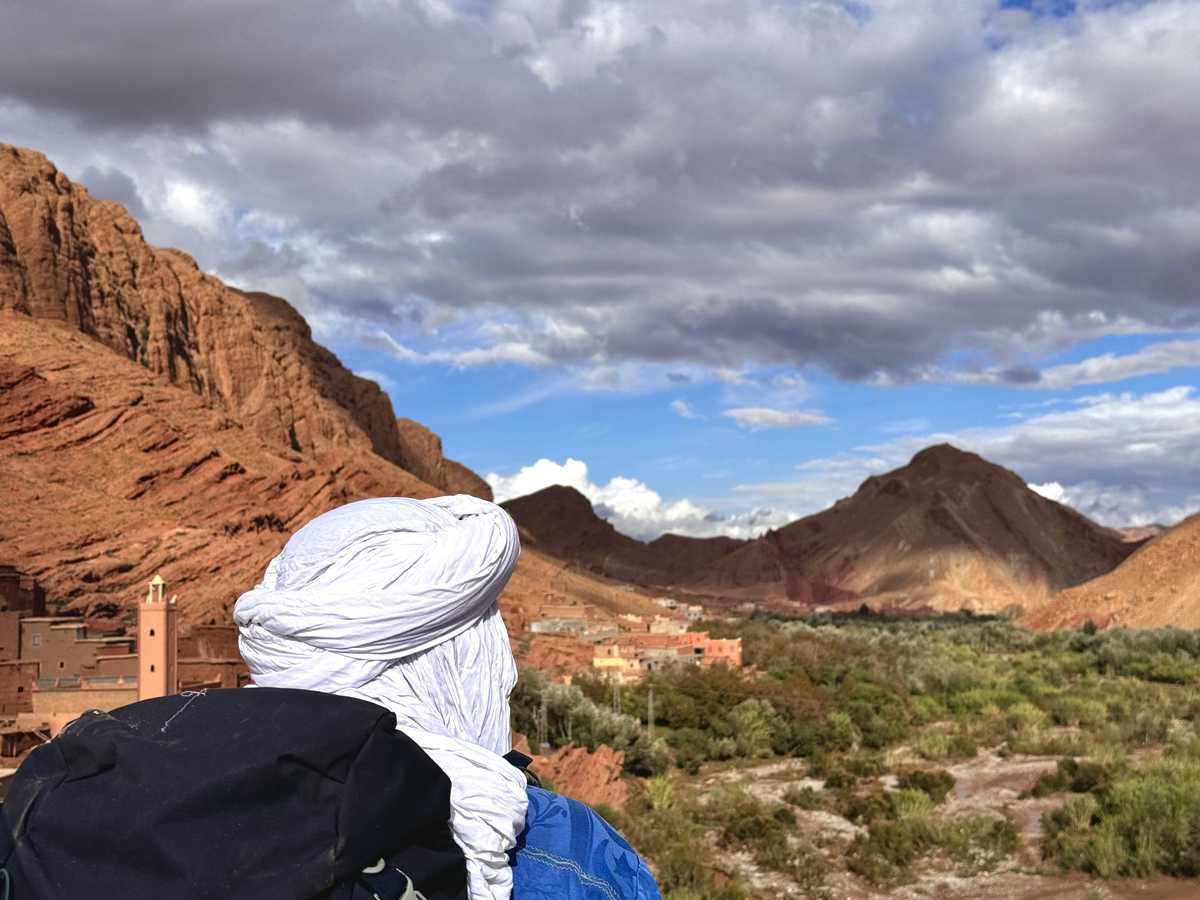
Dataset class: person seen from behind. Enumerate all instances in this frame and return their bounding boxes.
[235,495,660,900]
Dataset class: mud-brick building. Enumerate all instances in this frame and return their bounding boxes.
[18,618,136,679]
[0,565,46,617]
[0,661,39,717]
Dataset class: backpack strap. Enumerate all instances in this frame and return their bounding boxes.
[502,750,540,787]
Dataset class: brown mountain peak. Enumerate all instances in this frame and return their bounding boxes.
[908,442,987,471]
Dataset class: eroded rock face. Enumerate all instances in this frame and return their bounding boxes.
[0,313,439,625]
[395,417,492,500]
[533,744,628,809]
[0,144,404,467]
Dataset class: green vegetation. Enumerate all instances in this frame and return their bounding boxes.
[512,612,1200,895]
[1042,740,1200,877]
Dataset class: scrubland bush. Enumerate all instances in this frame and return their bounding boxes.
[847,813,1017,885]
[532,616,1200,894]
[1042,747,1200,877]
[896,768,955,804]
[782,783,823,809]
[913,730,950,761]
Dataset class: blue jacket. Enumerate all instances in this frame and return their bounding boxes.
[511,787,660,900]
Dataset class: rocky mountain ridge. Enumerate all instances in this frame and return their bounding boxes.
[506,444,1139,616]
[0,143,484,500]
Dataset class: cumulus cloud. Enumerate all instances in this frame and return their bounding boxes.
[486,457,794,540]
[5,1,1199,381]
[723,407,832,430]
[735,385,1200,527]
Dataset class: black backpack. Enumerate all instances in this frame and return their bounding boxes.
[0,687,467,900]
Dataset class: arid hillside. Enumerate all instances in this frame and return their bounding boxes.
[508,445,1137,615]
[1023,513,1200,630]
[0,143,483,499]
[0,313,436,624]
[697,444,1137,613]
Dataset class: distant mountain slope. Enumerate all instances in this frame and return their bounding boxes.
[0,143,486,500]
[1023,514,1200,630]
[506,445,1137,614]
[699,444,1136,612]
[502,485,746,584]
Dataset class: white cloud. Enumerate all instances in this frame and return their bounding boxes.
[487,457,593,503]
[912,338,1200,388]
[670,399,701,420]
[1037,339,1200,388]
[723,407,832,430]
[713,367,749,386]
[352,368,397,392]
[450,342,552,368]
[160,181,227,236]
[369,330,552,368]
[1029,481,1066,503]
[486,457,794,540]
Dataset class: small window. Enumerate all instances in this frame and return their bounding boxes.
[149,628,155,637]
[16,686,23,693]
[150,664,156,673]
[31,634,41,648]
[58,661,65,669]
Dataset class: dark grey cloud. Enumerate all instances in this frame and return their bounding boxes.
[78,164,147,219]
[3,0,1198,381]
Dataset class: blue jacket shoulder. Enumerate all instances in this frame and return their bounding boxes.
[511,786,660,900]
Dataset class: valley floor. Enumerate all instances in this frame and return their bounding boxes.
[689,755,1196,899]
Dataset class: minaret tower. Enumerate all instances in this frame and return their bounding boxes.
[138,573,178,700]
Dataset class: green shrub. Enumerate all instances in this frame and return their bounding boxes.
[846,820,921,885]
[668,727,711,774]
[624,735,670,777]
[931,815,1019,873]
[1042,755,1200,877]
[822,711,861,752]
[841,790,892,825]
[896,769,956,805]
[947,733,978,759]
[1027,758,1119,798]
[888,789,933,819]
[913,730,950,761]
[782,784,823,810]
[751,837,830,894]
[1050,696,1109,727]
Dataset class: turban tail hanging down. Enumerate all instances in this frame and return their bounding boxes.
[235,495,527,900]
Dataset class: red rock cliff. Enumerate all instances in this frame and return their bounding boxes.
[0,144,486,498]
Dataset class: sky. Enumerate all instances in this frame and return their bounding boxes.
[2,0,1198,540]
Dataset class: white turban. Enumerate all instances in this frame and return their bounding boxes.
[234,495,528,900]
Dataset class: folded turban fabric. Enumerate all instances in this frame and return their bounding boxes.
[235,495,528,900]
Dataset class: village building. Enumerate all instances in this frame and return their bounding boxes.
[0,572,250,743]
[590,631,743,683]
[0,565,47,617]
